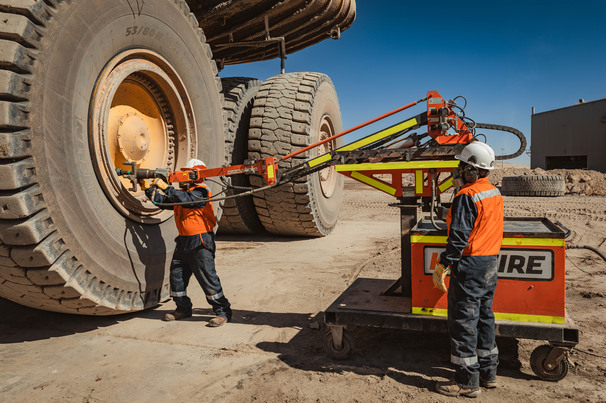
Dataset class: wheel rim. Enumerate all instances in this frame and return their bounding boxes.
[89,50,196,223]
[317,114,337,198]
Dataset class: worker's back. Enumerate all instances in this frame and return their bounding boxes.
[452,177,504,257]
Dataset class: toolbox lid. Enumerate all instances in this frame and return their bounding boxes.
[412,217,566,238]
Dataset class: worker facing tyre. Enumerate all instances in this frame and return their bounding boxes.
[434,141,504,397]
[141,159,232,327]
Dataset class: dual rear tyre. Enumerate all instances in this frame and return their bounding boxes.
[219,73,345,237]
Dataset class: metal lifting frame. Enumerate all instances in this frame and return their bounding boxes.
[280,90,474,199]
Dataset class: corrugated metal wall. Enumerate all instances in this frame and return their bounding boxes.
[531,99,606,172]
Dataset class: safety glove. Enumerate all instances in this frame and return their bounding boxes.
[153,178,169,190]
[432,263,450,293]
[138,179,153,191]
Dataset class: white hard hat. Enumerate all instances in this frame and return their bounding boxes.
[455,141,496,170]
[185,159,206,168]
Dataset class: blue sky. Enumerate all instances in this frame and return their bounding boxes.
[220,1,606,165]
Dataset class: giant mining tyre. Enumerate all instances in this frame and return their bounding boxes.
[217,77,265,235]
[0,0,224,314]
[501,175,565,197]
[248,72,344,236]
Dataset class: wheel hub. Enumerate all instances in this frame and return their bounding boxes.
[318,114,337,198]
[116,113,151,161]
[89,49,197,223]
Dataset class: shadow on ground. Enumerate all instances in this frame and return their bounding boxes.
[1,297,533,387]
[254,313,531,390]
[0,297,136,343]
[1,297,318,342]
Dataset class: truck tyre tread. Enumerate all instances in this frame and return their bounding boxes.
[249,72,344,236]
[217,77,265,234]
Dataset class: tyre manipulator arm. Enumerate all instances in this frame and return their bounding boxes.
[117,91,526,207]
[116,157,278,193]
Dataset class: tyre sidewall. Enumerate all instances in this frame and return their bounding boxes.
[309,80,344,230]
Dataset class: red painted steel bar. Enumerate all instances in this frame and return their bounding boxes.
[280,95,429,161]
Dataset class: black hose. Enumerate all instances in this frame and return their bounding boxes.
[430,171,440,231]
[151,182,277,207]
[474,123,527,160]
[566,244,606,262]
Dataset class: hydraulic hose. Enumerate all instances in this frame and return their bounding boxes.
[566,244,606,262]
[430,170,441,230]
[474,123,527,160]
[150,182,277,207]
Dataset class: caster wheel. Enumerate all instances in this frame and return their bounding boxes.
[530,345,569,382]
[323,328,354,360]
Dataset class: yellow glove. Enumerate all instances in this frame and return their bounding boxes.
[432,263,450,293]
[139,179,153,191]
[153,178,169,190]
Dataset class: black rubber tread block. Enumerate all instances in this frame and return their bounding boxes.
[42,284,81,299]
[0,11,42,47]
[0,157,36,189]
[0,39,34,73]
[0,71,31,102]
[25,266,65,285]
[0,99,29,129]
[0,184,43,220]
[0,259,30,284]
[0,208,53,245]
[0,0,53,26]
[11,231,67,267]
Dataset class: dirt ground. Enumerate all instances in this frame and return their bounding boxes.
[1,167,605,402]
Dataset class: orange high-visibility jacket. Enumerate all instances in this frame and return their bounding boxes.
[173,183,216,236]
[446,177,504,257]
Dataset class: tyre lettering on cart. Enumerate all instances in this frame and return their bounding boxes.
[423,247,554,281]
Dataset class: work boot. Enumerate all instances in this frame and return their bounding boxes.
[207,316,228,327]
[163,310,192,321]
[436,380,481,398]
[480,376,497,389]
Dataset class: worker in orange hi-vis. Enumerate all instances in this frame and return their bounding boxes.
[433,141,504,398]
[141,159,232,327]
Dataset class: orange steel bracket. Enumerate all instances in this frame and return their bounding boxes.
[169,157,279,186]
[426,90,473,145]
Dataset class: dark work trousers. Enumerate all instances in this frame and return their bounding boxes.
[447,255,499,388]
[169,232,232,319]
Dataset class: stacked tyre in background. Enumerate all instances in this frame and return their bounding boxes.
[501,175,566,197]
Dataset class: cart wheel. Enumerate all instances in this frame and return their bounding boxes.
[530,345,569,382]
[324,329,354,360]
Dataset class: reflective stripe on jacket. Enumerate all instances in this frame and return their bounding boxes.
[174,184,216,236]
[446,177,504,257]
